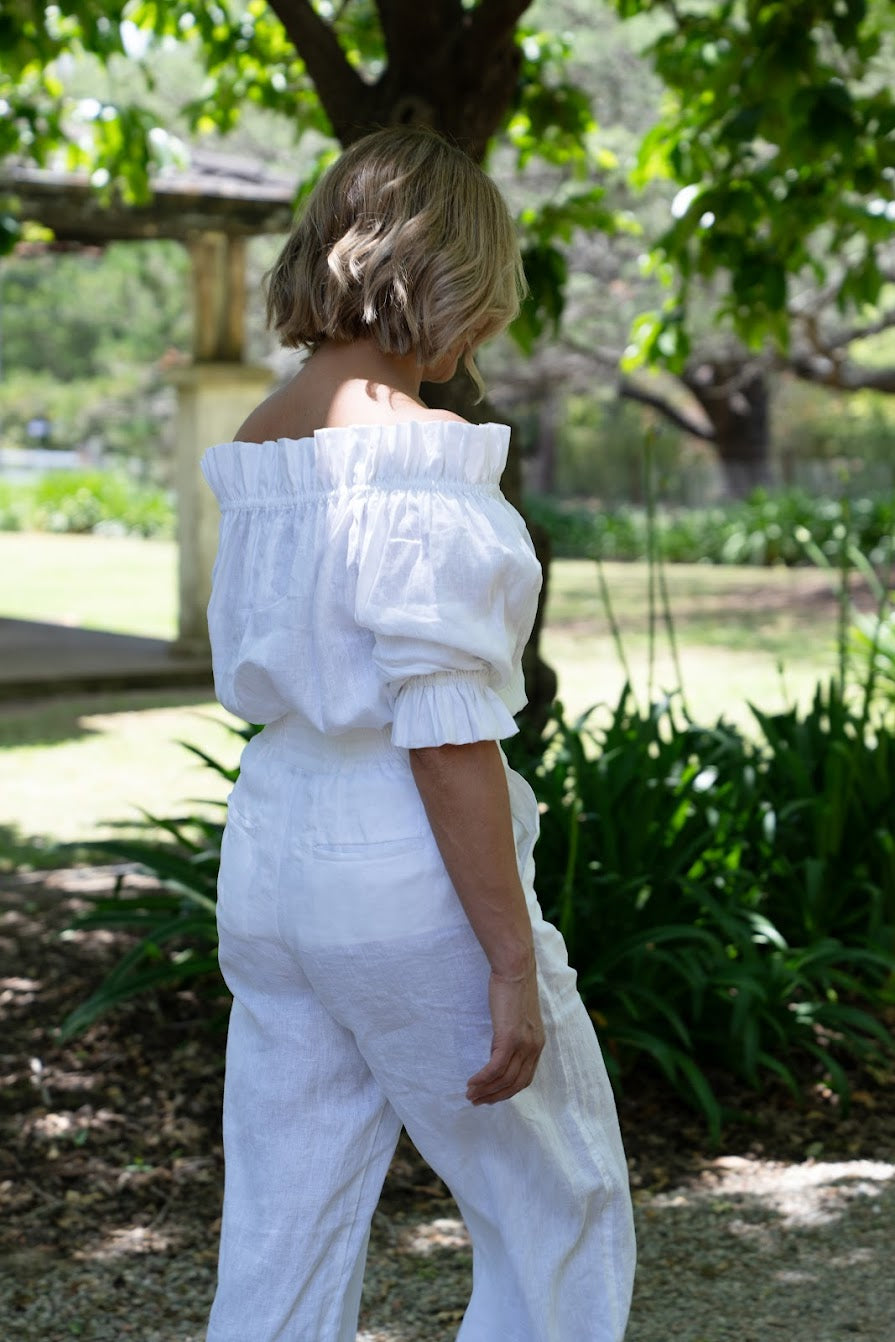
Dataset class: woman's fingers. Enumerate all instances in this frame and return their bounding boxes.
[467,1046,541,1104]
[467,1049,525,1103]
[468,1063,532,1105]
[466,970,545,1104]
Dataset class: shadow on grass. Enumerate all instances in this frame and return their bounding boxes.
[0,823,99,873]
[0,688,221,750]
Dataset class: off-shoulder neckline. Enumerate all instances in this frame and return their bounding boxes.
[201,420,513,499]
[222,420,510,449]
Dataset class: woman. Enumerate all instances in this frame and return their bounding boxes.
[201,126,635,1342]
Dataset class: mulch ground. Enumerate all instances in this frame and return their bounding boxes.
[2,865,894,1341]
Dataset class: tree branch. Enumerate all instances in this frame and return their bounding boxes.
[787,276,843,322]
[787,354,895,393]
[816,306,895,351]
[559,334,625,370]
[682,354,773,402]
[462,0,532,54]
[618,376,717,441]
[374,0,462,65]
[786,298,895,391]
[265,0,375,142]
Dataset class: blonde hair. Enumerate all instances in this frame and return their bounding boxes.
[265,127,525,394]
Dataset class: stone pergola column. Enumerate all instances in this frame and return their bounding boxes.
[0,160,296,662]
[171,362,274,654]
[172,227,277,654]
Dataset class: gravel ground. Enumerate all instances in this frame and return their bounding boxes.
[4,1151,893,1341]
[3,867,895,1342]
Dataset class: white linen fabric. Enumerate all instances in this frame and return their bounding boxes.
[200,422,637,1342]
[201,421,542,748]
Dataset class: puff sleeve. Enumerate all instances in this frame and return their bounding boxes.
[354,486,543,749]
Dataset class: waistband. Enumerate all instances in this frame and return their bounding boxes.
[258,714,410,772]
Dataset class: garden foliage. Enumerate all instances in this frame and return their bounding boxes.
[62,685,895,1140]
[56,729,248,1040]
[505,684,895,1137]
[0,470,174,537]
[6,473,891,564]
[528,488,895,567]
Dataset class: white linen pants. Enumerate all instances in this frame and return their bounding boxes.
[206,716,636,1342]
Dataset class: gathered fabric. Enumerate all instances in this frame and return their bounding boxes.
[200,421,542,748]
[200,422,636,1341]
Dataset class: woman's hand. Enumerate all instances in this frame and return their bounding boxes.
[466,958,545,1106]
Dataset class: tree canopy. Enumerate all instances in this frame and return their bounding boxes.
[611,0,895,367]
[1,1,621,351]
[2,1,894,368]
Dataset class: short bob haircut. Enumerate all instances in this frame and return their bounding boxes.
[265,126,525,394]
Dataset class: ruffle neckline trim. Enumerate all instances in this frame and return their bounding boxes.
[201,420,511,504]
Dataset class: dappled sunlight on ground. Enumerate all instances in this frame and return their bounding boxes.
[75,1222,178,1260]
[628,1156,895,1341]
[397,1216,470,1256]
[646,1154,895,1251]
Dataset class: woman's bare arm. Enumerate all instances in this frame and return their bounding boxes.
[408,740,545,1105]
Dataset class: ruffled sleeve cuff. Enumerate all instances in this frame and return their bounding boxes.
[390,669,520,749]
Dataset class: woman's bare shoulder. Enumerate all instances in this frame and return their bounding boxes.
[403,408,470,426]
[230,375,473,443]
[232,384,299,444]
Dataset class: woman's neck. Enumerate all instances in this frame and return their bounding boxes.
[307,338,424,403]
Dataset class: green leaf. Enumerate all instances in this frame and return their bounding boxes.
[59,952,222,1040]
[0,214,20,255]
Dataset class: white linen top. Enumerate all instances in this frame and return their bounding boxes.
[199,420,543,749]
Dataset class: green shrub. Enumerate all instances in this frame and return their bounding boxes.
[750,689,895,953]
[56,728,252,1040]
[526,488,895,567]
[0,481,27,531]
[504,683,895,1137]
[0,470,175,537]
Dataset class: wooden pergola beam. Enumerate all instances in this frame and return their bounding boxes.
[1,157,298,361]
[0,162,296,244]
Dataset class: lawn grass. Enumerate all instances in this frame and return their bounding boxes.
[543,559,841,732]
[0,691,242,863]
[0,532,178,639]
[1,532,848,858]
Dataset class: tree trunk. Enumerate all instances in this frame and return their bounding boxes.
[269,0,530,160]
[532,391,559,495]
[682,360,773,498]
[276,0,554,731]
